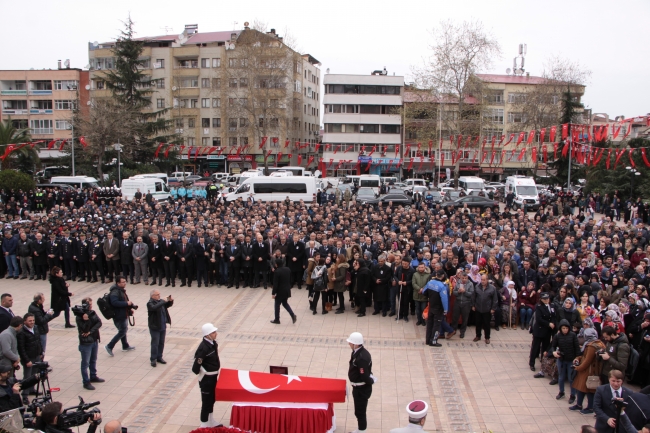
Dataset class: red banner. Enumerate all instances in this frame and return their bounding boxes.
[614,148,626,169]
[606,149,612,169]
[629,148,636,168]
[154,142,164,158]
[539,128,546,144]
[368,145,377,156]
[526,130,535,145]
[642,149,650,167]
[516,132,525,147]
[550,126,557,142]
[561,124,568,140]
[531,147,537,163]
[284,140,290,148]
[307,156,314,166]
[504,133,515,146]
[298,155,302,165]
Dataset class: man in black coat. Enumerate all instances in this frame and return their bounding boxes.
[178,237,194,287]
[147,290,173,367]
[531,292,557,376]
[240,235,254,288]
[253,234,271,289]
[593,369,632,433]
[194,237,208,288]
[371,255,393,316]
[0,294,15,334]
[32,233,48,280]
[119,232,134,284]
[17,313,43,400]
[74,232,90,282]
[355,259,372,317]
[160,231,176,287]
[88,233,104,283]
[28,293,53,353]
[285,234,305,289]
[224,237,241,289]
[45,233,60,273]
[393,258,414,322]
[60,230,76,281]
[0,360,38,413]
[148,235,163,287]
[270,259,296,324]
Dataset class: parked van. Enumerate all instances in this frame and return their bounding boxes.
[267,166,305,177]
[136,173,168,185]
[505,176,540,210]
[226,177,317,203]
[405,178,426,188]
[458,176,486,195]
[170,172,192,179]
[238,170,262,185]
[269,170,292,177]
[211,172,230,182]
[50,176,99,189]
[121,177,170,201]
[381,176,398,185]
[358,174,381,194]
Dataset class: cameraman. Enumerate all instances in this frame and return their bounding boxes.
[0,360,38,412]
[36,401,101,433]
[104,276,136,357]
[593,369,631,433]
[75,298,104,390]
[17,313,43,402]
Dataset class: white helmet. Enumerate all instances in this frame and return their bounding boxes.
[202,323,218,336]
[346,332,364,345]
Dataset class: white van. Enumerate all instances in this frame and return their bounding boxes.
[405,178,426,187]
[226,177,317,203]
[50,176,99,189]
[505,176,540,210]
[381,176,398,185]
[136,173,168,185]
[238,170,262,185]
[269,170,292,177]
[267,166,305,177]
[358,174,381,194]
[121,177,170,201]
[211,172,229,182]
[170,172,192,179]
[458,176,486,195]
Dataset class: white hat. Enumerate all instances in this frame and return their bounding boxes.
[202,323,218,336]
[406,400,428,420]
[346,332,364,345]
[506,280,515,287]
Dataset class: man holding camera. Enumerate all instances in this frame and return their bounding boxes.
[36,401,102,433]
[17,313,43,401]
[593,369,631,433]
[75,298,104,390]
[0,360,39,412]
[105,277,136,357]
[147,290,173,367]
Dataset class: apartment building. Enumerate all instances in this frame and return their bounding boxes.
[321,70,403,177]
[0,64,89,142]
[88,23,320,174]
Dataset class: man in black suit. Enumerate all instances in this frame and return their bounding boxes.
[593,369,631,432]
[0,294,15,333]
[119,231,134,284]
[194,237,208,287]
[252,234,270,289]
[148,234,163,286]
[286,234,305,289]
[89,233,105,283]
[240,235,253,288]
[531,292,556,376]
[160,231,176,287]
[178,237,194,287]
[224,238,241,289]
[270,259,296,325]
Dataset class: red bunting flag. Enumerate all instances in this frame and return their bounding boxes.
[605,149,612,169]
[586,127,592,143]
[154,142,165,158]
[601,125,608,141]
[407,158,414,171]
[518,148,526,161]
[594,126,601,142]
[531,147,537,163]
[307,156,314,166]
[187,146,193,158]
[272,137,278,145]
[550,126,557,142]
[395,145,400,157]
[515,132,525,147]
[315,143,321,153]
[207,147,217,155]
[457,149,463,162]
[526,130,535,145]
[464,136,471,149]
[366,159,372,171]
[419,157,424,171]
[417,142,421,150]
[613,124,622,139]
[504,133,515,146]
[47,140,56,150]
[456,135,463,149]
[164,145,172,158]
[510,148,517,160]
[284,140,290,148]
[298,155,302,165]
[641,149,650,167]
[360,145,366,154]
[553,143,559,160]
[592,148,604,166]
[59,139,67,151]
[325,144,331,151]
[328,158,334,168]
[539,128,546,144]
[428,140,433,156]
[562,141,570,158]
[264,149,273,161]
[368,146,377,156]
[481,151,488,164]
[542,145,548,163]
[561,124,568,140]
[623,119,633,139]
[629,148,636,168]
[614,148,626,169]
[259,137,268,149]
[489,150,496,166]
[79,136,88,148]
[277,152,283,162]
[344,145,353,153]
[498,135,505,145]
[449,135,455,145]
[501,149,507,163]
[405,144,411,156]
[334,145,339,154]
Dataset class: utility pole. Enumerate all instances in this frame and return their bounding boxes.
[70,124,75,176]
[567,123,572,191]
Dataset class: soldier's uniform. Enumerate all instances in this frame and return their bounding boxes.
[75,234,90,282]
[89,235,105,283]
[60,232,76,280]
[347,332,374,432]
[46,234,60,272]
[192,324,221,428]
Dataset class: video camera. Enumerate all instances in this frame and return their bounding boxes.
[59,396,101,428]
[72,303,92,317]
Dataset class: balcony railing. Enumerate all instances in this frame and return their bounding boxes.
[31,128,53,135]
[29,90,53,95]
[1,90,27,95]
[1,109,28,115]
[30,109,53,114]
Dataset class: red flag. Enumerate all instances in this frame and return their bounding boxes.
[366,159,372,171]
[526,130,535,145]
[561,124,568,140]
[405,144,411,157]
[550,126,557,142]
[235,146,243,158]
[449,135,454,145]
[259,136,268,149]
[498,135,505,146]
[79,136,88,148]
[283,140,289,148]
[504,133,515,146]
[344,145,353,153]
[272,137,278,145]
[518,148,526,161]
[457,149,463,162]
[456,135,463,149]
[623,119,633,139]
[407,158,414,171]
[207,147,217,155]
[418,157,424,171]
[417,142,421,151]
[298,155,302,165]
[334,145,339,154]
[629,148,636,168]
[614,148,626,169]
[501,149,507,164]
[642,149,650,167]
[600,125,608,141]
[515,132,525,147]
[264,150,272,162]
[328,158,334,168]
[481,151,488,164]
[531,147,537,163]
[325,144,331,151]
[440,154,444,168]
[428,140,433,156]
[489,150,496,166]
[154,142,165,158]
[605,149,612,169]
[552,143,559,160]
[539,128,546,144]
[217,146,224,156]
[561,141,570,158]
[368,146,377,156]
[164,145,172,158]
[593,148,604,166]
[613,124,622,139]
[307,156,314,166]
[59,139,67,151]
[594,126,601,142]
[395,145,400,157]
[490,136,496,154]
[464,136,471,149]
[277,152,283,162]
[295,141,300,149]
[315,143,321,153]
[586,127,592,143]
[47,140,56,150]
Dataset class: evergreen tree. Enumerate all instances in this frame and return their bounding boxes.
[548,87,584,185]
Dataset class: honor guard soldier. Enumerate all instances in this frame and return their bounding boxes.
[347,331,375,433]
[89,233,105,283]
[46,233,60,272]
[75,232,90,282]
[389,400,430,432]
[192,323,222,428]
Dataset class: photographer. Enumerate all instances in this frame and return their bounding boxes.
[17,313,43,402]
[593,369,631,433]
[35,401,101,433]
[0,360,38,412]
[147,290,173,367]
[104,277,136,357]
[75,298,104,390]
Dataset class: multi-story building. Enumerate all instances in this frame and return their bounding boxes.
[0,63,89,143]
[88,23,320,174]
[321,70,403,177]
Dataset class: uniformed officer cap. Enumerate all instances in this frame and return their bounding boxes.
[540,292,550,300]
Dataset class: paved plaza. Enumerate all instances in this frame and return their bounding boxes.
[13,277,596,433]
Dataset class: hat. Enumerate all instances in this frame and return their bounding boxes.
[406,400,428,420]
[540,292,550,300]
[201,323,218,336]
[0,361,12,374]
[435,269,446,279]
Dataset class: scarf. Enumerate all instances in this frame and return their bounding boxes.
[581,328,598,352]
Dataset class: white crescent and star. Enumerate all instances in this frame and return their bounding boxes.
[237,370,302,394]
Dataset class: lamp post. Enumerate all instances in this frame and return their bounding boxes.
[114,141,122,186]
[68,123,75,176]
[625,166,641,198]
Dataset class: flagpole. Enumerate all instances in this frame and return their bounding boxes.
[70,124,75,176]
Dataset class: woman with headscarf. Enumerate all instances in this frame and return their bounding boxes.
[603,309,625,334]
[556,297,582,332]
[499,280,518,330]
[468,265,481,285]
[570,328,606,414]
[519,281,538,330]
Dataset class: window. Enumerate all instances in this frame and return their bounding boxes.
[188,118,195,128]
[326,104,342,113]
[381,125,400,134]
[202,118,210,127]
[294,80,302,92]
[254,183,307,194]
[55,120,71,130]
[95,80,105,90]
[155,59,165,69]
[190,99,198,108]
[175,118,184,128]
[187,137,196,146]
[202,137,209,146]
[178,59,199,68]
[201,78,210,88]
[31,81,52,91]
[212,58,221,68]
[360,105,381,114]
[239,78,248,87]
[155,78,165,89]
[212,137,221,146]
[179,77,199,88]
[486,92,503,104]
[30,119,53,134]
[508,93,526,104]
[229,118,237,131]
[212,98,221,108]
[229,137,238,146]
[212,78,221,88]
[325,124,359,133]
[241,137,249,146]
[179,99,188,108]
[508,112,526,123]
[258,118,265,128]
[201,58,210,68]
[157,99,165,108]
[201,98,210,108]
[139,58,150,69]
[483,129,502,141]
[486,108,504,124]
[54,100,75,110]
[229,78,238,88]
[359,124,379,133]
[239,118,248,127]
[212,118,221,128]
[53,80,78,90]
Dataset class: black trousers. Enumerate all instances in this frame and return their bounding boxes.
[196,267,207,286]
[199,375,218,422]
[228,264,240,286]
[357,291,371,314]
[122,263,134,282]
[34,263,47,279]
[452,302,471,334]
[179,261,193,284]
[76,261,89,280]
[253,263,268,287]
[426,306,444,343]
[241,265,253,286]
[398,288,411,319]
[106,260,119,281]
[150,261,163,284]
[312,291,327,311]
[90,261,104,281]
[352,384,372,431]
[207,261,218,284]
[290,269,303,288]
[63,257,76,279]
[530,335,551,368]
[163,260,176,284]
[475,311,492,340]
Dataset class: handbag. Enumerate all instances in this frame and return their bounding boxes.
[586,352,600,390]
[422,305,429,320]
[325,302,333,311]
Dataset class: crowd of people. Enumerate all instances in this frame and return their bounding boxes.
[4,179,650,431]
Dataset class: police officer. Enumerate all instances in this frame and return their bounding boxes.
[89,233,105,283]
[347,331,375,433]
[75,233,90,282]
[46,233,60,273]
[422,269,449,347]
[60,230,76,281]
[192,323,222,428]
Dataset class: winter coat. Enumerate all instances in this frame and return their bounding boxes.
[17,326,42,364]
[472,282,498,313]
[49,275,71,311]
[602,334,631,378]
[573,340,606,394]
[333,263,349,293]
[28,302,53,336]
[412,271,431,302]
[549,320,581,362]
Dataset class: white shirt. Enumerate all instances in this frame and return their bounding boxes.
[611,386,622,398]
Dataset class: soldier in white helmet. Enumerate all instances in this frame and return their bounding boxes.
[192,323,222,428]
[389,400,430,432]
[347,331,375,433]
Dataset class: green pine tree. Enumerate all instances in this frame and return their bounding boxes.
[547,87,584,185]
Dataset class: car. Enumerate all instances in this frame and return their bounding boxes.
[445,196,499,211]
[442,190,463,201]
[426,190,444,204]
[408,185,428,196]
[356,187,380,205]
[391,182,408,189]
[378,192,412,206]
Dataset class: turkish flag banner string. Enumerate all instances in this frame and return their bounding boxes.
[47,140,56,150]
[79,136,88,148]
[531,147,537,163]
[504,134,515,146]
[539,128,546,144]
[457,135,463,149]
[387,159,393,170]
[333,145,339,154]
[516,132,525,147]
[642,149,650,167]
[368,146,377,156]
[562,141,570,158]
[614,149,626,169]
[605,149,612,169]
[561,124,568,140]
[518,148,526,161]
[419,157,424,171]
[366,159,372,171]
[501,149,507,164]
[449,135,455,145]
[284,140,290,148]
[613,124,622,139]
[550,126,557,142]
[526,130,535,145]
[328,158,334,168]
[325,144,331,151]
[345,145,353,153]
[498,135,505,146]
[154,142,165,158]
[307,156,314,166]
[428,140,433,156]
[481,151,488,164]
[407,158,414,171]
[59,139,67,151]
[298,155,302,165]
[314,143,321,153]
[629,148,636,168]
[264,150,273,162]
[542,145,548,163]
[623,119,633,139]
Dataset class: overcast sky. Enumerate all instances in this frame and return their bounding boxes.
[3,0,647,118]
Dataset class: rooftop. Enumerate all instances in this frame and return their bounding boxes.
[475,73,550,85]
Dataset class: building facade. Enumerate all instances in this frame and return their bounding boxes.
[321,71,403,177]
[0,65,89,143]
[88,24,320,174]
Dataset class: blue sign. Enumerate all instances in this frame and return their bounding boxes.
[358,156,372,163]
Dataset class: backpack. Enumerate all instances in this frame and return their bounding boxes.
[312,266,328,291]
[96,292,115,320]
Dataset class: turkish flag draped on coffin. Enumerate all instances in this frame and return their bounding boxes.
[215,369,347,403]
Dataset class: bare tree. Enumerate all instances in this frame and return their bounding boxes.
[413,19,501,185]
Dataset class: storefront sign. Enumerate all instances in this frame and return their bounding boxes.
[358,156,372,163]
[227,155,253,162]
[206,155,226,160]
[254,155,275,163]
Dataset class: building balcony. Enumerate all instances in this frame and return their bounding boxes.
[2,109,28,115]
[31,128,53,135]
[29,90,53,96]
[30,109,53,114]
[1,90,27,96]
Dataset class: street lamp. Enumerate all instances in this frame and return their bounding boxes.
[114,142,122,186]
[625,166,641,197]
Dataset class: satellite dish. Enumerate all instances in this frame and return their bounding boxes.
[84,64,90,69]
[506,68,511,75]
[92,41,99,47]
[85,85,90,90]
[172,86,177,91]
[64,59,70,67]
